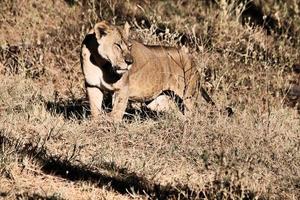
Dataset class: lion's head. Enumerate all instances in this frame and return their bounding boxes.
[94,21,133,75]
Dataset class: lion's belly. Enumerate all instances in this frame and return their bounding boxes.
[127,72,186,102]
[128,74,165,101]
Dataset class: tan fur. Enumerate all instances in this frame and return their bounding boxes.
[81,21,200,121]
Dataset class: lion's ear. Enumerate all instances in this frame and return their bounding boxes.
[123,22,131,40]
[94,21,110,40]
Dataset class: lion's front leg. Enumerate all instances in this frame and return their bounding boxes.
[87,87,103,118]
[110,86,129,122]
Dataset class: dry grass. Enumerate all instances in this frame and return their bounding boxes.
[1,160,140,200]
[1,0,300,199]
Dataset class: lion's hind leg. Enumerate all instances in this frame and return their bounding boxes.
[146,95,179,113]
[146,91,186,119]
[182,70,200,116]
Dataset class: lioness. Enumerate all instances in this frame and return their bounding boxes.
[81,21,205,121]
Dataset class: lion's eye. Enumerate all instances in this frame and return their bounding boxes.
[115,43,122,50]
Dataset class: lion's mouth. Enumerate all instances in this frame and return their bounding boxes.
[113,65,131,74]
[116,69,128,74]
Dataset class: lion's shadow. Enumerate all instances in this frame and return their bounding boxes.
[45,96,163,121]
[45,98,90,120]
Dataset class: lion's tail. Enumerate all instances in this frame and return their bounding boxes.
[199,86,234,117]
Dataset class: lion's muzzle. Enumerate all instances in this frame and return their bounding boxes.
[124,53,133,65]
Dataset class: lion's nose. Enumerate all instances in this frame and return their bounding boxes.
[125,54,133,65]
